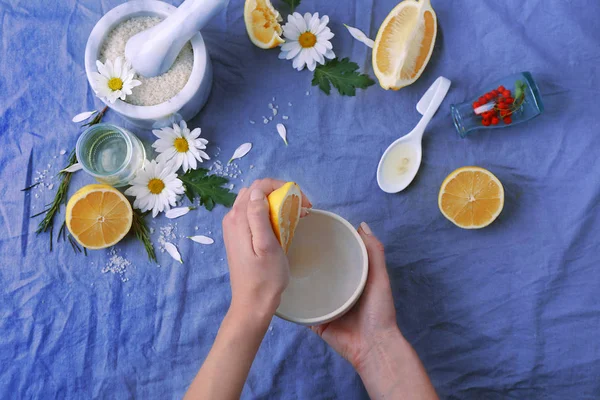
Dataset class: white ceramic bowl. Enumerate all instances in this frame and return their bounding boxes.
[84,0,213,129]
[276,210,369,326]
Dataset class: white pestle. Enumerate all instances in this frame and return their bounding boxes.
[126,0,229,78]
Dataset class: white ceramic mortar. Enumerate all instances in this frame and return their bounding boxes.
[84,0,213,129]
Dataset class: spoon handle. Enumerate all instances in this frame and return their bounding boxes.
[413,77,451,139]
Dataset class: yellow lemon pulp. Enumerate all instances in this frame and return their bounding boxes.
[66,184,133,249]
[373,0,437,90]
[438,167,504,229]
[244,0,284,49]
[267,182,302,253]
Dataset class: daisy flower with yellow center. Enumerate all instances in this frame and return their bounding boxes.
[152,121,210,173]
[278,12,335,71]
[91,57,141,103]
[125,159,184,218]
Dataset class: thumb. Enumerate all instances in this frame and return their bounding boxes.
[247,188,280,256]
[358,222,389,286]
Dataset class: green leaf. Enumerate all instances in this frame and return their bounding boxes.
[281,0,301,12]
[312,58,375,96]
[179,168,237,211]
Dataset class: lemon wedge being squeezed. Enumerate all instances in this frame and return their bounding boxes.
[267,182,302,253]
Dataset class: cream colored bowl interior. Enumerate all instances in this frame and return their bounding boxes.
[276,209,368,326]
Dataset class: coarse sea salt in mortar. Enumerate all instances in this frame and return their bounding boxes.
[100,16,193,106]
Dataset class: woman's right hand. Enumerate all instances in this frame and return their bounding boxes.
[311,222,438,399]
[310,222,399,371]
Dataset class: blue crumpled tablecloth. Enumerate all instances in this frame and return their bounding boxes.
[1,0,600,398]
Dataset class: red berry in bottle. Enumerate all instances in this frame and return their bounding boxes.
[503,117,512,124]
[500,110,508,117]
[485,93,494,101]
[503,90,511,98]
[479,96,486,104]
[491,117,499,125]
[498,103,507,109]
[482,118,491,126]
[498,85,506,92]
[472,102,479,109]
[506,97,514,104]
[491,90,499,97]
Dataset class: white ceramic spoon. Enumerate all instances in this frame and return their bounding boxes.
[377,76,451,193]
[126,0,229,78]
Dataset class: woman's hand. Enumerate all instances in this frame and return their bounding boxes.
[311,222,438,399]
[185,179,312,400]
[223,178,312,321]
[310,222,399,370]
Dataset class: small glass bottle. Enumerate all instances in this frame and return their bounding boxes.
[450,71,544,138]
[76,123,146,187]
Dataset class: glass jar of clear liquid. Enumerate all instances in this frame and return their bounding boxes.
[76,123,146,187]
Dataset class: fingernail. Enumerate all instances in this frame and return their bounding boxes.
[250,188,264,201]
[360,222,372,236]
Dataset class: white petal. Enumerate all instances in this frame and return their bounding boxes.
[229,143,252,163]
[325,49,336,59]
[165,207,192,219]
[164,242,183,263]
[293,52,306,70]
[61,163,82,173]
[344,24,374,48]
[276,123,288,145]
[303,13,312,28]
[96,60,109,78]
[72,110,97,123]
[309,13,320,33]
[114,57,123,79]
[285,44,302,60]
[319,30,334,41]
[281,41,300,52]
[188,235,214,245]
[306,57,317,71]
[293,12,307,32]
[317,15,330,33]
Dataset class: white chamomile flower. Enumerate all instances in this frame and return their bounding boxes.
[152,121,210,173]
[91,57,141,103]
[124,159,184,218]
[278,12,335,71]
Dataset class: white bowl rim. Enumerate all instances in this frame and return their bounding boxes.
[84,0,208,120]
[275,209,369,326]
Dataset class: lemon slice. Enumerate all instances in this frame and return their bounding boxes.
[438,167,504,229]
[373,0,437,90]
[244,0,284,49]
[66,184,133,249]
[267,182,302,253]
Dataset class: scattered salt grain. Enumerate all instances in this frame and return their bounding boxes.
[100,16,193,106]
[34,193,39,199]
[194,226,199,231]
[149,227,154,234]
[249,120,255,124]
[158,224,177,252]
[268,116,273,121]
[47,183,54,190]
[59,149,66,155]
[272,97,276,101]
[268,103,274,109]
[229,183,234,190]
[305,91,310,96]
[282,115,289,120]
[272,108,278,116]
[263,117,269,124]
[288,102,292,106]
[249,165,254,169]
[102,248,131,282]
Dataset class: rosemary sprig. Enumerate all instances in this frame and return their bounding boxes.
[29,106,107,251]
[21,182,41,192]
[132,209,157,263]
[35,151,77,234]
[82,106,108,127]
